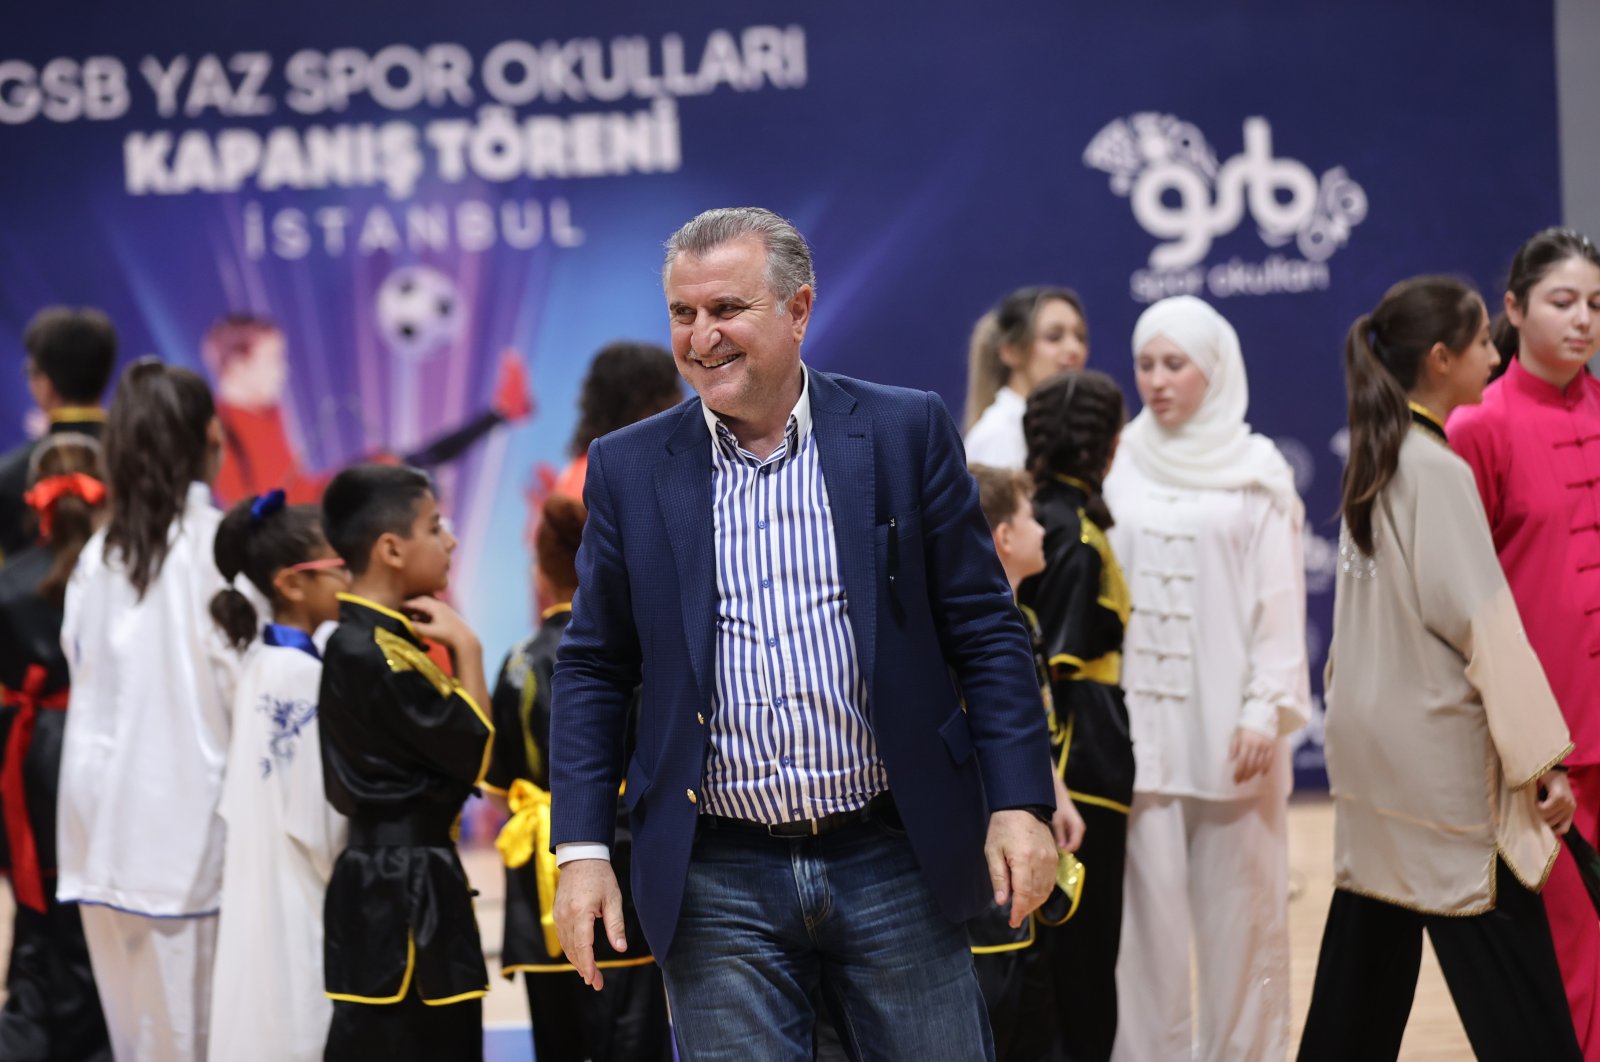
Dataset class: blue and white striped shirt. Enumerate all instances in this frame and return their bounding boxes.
[699,372,888,824]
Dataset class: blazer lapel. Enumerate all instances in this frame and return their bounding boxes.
[809,372,878,690]
[655,405,717,707]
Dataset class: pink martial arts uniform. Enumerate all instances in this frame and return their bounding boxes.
[1451,357,1600,1056]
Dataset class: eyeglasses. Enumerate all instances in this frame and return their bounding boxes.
[284,558,349,577]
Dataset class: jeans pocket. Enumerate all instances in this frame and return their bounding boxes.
[870,809,908,839]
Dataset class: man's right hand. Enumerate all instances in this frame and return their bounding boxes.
[553,858,628,990]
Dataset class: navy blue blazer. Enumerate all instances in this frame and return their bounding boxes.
[550,369,1055,956]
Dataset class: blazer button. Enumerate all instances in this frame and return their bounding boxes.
[697,712,705,725]
[686,789,698,804]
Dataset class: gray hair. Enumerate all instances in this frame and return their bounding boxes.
[662,207,817,302]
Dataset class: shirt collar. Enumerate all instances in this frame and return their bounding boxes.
[336,591,422,641]
[262,622,321,660]
[994,386,1026,411]
[48,406,106,426]
[700,366,813,455]
[1504,355,1590,409]
[1408,401,1448,443]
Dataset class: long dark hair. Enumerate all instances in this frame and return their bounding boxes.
[210,497,328,651]
[1022,369,1126,529]
[29,434,106,608]
[102,359,217,598]
[570,342,681,455]
[1492,227,1600,365]
[1341,276,1483,554]
[964,286,1087,429]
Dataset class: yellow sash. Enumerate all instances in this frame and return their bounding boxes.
[495,779,564,958]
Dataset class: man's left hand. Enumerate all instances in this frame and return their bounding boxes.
[984,809,1058,929]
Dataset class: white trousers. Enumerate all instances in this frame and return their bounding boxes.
[80,905,219,1062]
[1110,789,1290,1062]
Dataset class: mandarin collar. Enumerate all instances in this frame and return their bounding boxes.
[336,592,422,642]
[1504,356,1589,409]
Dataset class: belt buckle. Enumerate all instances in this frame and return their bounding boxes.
[765,817,821,838]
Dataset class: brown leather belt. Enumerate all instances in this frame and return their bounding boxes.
[704,792,897,838]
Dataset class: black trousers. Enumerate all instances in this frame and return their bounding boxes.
[524,964,672,1062]
[325,992,482,1062]
[0,898,109,1062]
[974,937,1063,1062]
[1298,859,1582,1062]
[1046,801,1127,1062]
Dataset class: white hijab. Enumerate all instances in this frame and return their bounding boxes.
[1118,295,1301,516]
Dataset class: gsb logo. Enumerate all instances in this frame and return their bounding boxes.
[1084,113,1366,271]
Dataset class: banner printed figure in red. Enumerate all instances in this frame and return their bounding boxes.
[203,313,534,508]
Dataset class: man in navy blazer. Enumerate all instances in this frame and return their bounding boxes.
[551,208,1058,1060]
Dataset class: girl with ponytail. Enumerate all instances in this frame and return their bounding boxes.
[55,357,236,1060]
[1449,229,1600,1052]
[1016,368,1132,1061]
[1299,276,1580,1060]
[964,286,1090,467]
[207,490,350,1062]
[0,433,110,1057]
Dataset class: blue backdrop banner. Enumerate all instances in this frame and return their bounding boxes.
[0,0,1563,789]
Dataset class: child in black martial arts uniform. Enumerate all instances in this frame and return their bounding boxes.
[0,434,109,1061]
[316,463,495,1062]
[1017,370,1134,1062]
[488,495,671,1062]
[967,463,1086,1062]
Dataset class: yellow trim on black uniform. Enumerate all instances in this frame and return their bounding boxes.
[1406,400,1446,434]
[350,593,496,785]
[421,987,490,1006]
[337,592,421,637]
[326,935,417,1004]
[968,915,1038,956]
[1056,712,1131,815]
[502,955,658,978]
[324,932,489,1005]
[47,406,107,425]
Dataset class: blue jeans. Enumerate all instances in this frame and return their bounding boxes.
[660,816,994,1061]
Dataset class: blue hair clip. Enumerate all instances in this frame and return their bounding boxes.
[249,488,286,525]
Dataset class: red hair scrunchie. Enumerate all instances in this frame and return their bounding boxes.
[22,472,106,539]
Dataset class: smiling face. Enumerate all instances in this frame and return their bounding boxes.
[1003,297,1089,395]
[666,236,811,431]
[1134,335,1210,429]
[1509,255,1600,386]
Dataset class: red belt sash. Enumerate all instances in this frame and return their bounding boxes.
[1,665,69,912]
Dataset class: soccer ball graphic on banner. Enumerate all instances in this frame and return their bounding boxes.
[375,266,463,362]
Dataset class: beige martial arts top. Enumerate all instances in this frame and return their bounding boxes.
[1324,425,1572,916]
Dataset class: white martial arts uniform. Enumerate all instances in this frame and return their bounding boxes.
[57,482,237,1061]
[210,625,347,1062]
[1104,458,1310,1062]
[963,385,1027,469]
